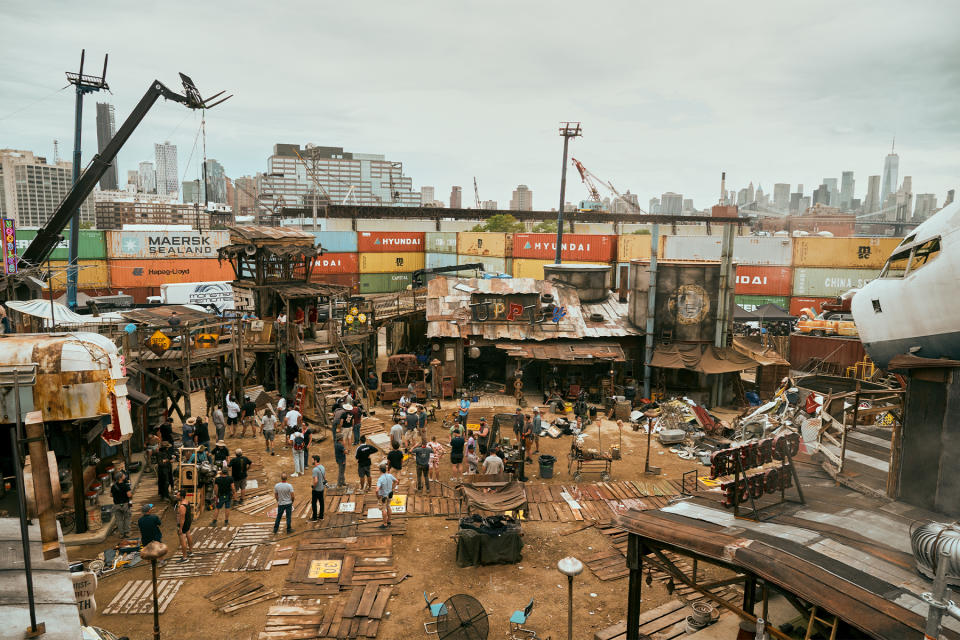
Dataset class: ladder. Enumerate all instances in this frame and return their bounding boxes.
[804,605,839,640]
[293,384,306,412]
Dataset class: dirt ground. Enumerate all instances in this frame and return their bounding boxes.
[75,392,718,640]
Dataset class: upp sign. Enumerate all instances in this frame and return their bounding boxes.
[709,432,801,509]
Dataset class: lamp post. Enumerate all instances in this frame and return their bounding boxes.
[140,540,168,640]
[554,123,582,264]
[558,556,583,640]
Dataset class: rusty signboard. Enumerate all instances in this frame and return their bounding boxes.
[469,292,566,324]
[146,330,171,356]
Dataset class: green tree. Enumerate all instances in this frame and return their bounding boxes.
[631,229,651,235]
[470,214,525,232]
[531,220,558,233]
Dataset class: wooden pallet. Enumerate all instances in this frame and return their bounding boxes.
[159,551,225,578]
[220,543,276,571]
[192,525,240,549]
[103,579,183,614]
[260,604,325,639]
[233,494,276,516]
[205,576,278,613]
[233,522,276,545]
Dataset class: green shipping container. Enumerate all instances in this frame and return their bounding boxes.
[735,295,789,312]
[358,272,414,294]
[16,229,107,260]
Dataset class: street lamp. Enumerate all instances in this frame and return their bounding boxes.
[558,556,584,640]
[140,541,168,640]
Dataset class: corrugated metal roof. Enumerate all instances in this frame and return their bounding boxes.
[226,225,315,242]
[494,341,625,362]
[426,276,639,341]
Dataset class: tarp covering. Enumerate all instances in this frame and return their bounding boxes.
[651,344,760,374]
[734,305,758,321]
[753,303,795,320]
[455,515,523,567]
[732,337,791,366]
[494,341,625,363]
[457,479,527,513]
[5,300,123,327]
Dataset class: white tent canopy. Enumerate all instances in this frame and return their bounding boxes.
[5,300,124,327]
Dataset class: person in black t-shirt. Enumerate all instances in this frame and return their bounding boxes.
[111,472,132,538]
[449,432,465,477]
[355,436,378,491]
[240,397,257,438]
[211,440,230,467]
[195,416,211,451]
[159,417,174,445]
[157,453,174,502]
[302,426,313,469]
[211,468,235,527]
[228,449,252,504]
[138,504,162,547]
[387,441,403,474]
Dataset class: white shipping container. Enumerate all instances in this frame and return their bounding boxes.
[426,252,458,269]
[662,235,792,265]
[458,254,508,274]
[159,281,234,313]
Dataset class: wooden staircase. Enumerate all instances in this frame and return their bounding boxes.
[299,350,352,427]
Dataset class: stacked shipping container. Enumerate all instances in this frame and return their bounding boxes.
[512,233,615,279]
[17,229,110,292]
[357,231,425,293]
[311,231,359,293]
[457,232,513,275]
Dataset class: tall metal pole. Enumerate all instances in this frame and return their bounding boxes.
[924,549,951,639]
[11,373,40,635]
[554,123,582,265]
[642,224,660,398]
[67,77,84,311]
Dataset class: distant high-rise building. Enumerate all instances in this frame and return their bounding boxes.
[154,141,178,197]
[449,186,462,209]
[682,198,694,214]
[611,190,639,213]
[736,188,750,206]
[648,197,660,214]
[421,186,435,204]
[510,184,533,211]
[880,142,899,207]
[0,148,95,228]
[773,183,790,212]
[789,192,802,213]
[95,102,119,191]
[182,180,202,204]
[914,194,937,220]
[823,178,839,206]
[812,184,830,206]
[863,175,881,213]
[798,196,811,213]
[840,171,854,210]
[126,170,138,193]
[233,175,258,218]
[204,158,227,203]
[481,200,498,210]
[138,161,156,193]
[946,189,955,207]
[895,176,913,221]
[660,192,683,215]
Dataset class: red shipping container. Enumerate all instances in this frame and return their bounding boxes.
[108,259,233,288]
[357,231,425,253]
[310,272,359,294]
[312,253,359,275]
[735,266,792,296]
[789,297,833,317]
[512,234,616,262]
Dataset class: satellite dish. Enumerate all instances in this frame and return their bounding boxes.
[436,594,489,640]
[244,244,257,256]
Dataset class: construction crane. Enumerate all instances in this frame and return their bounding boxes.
[20,72,230,271]
[571,157,646,213]
[473,177,481,208]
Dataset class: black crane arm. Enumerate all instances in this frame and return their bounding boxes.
[412,262,486,287]
[21,74,225,266]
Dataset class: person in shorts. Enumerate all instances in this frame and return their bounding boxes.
[240,396,258,438]
[225,393,241,437]
[449,429,465,478]
[175,489,194,562]
[376,463,397,528]
[427,435,445,483]
[355,436,377,492]
[229,448,252,504]
[211,467,234,527]
[404,406,419,449]
[261,407,277,455]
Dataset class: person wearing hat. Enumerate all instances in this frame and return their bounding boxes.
[181,417,198,449]
[138,503,163,547]
[341,402,356,446]
[211,467,235,527]
[403,405,419,450]
[212,440,230,468]
[187,446,209,464]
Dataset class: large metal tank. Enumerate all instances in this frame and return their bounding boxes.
[629,259,734,342]
[542,263,612,302]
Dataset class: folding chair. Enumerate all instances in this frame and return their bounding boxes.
[509,598,536,638]
[423,591,447,635]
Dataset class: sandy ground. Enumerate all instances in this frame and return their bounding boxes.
[75,391,716,640]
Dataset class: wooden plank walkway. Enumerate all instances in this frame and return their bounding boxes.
[103,579,184,614]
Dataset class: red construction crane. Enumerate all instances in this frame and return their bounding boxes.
[571,157,646,213]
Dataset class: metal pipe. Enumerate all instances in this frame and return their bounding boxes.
[150,557,161,640]
[554,135,571,265]
[66,76,84,311]
[11,374,39,632]
[925,548,951,639]
[567,573,574,640]
[642,223,659,398]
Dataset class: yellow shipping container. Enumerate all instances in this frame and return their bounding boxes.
[617,234,664,262]
[358,252,425,274]
[512,258,609,279]
[792,237,902,269]
[456,232,513,257]
[48,260,109,289]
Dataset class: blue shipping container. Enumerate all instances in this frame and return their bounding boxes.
[312,231,358,253]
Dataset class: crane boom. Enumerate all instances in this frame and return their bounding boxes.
[571,156,646,214]
[473,177,481,208]
[21,73,230,266]
[571,157,602,202]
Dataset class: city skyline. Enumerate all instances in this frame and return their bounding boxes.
[1,1,957,213]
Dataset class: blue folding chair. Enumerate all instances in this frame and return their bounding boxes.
[509,598,536,638]
[423,591,448,635]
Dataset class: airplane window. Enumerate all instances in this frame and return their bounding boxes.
[881,250,910,278]
[908,237,940,273]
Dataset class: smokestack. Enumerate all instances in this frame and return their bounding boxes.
[719,172,727,205]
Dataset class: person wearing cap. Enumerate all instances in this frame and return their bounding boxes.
[187,446,209,464]
[138,503,163,547]
[376,463,397,528]
[211,467,235,527]
[182,417,198,449]
[212,440,230,467]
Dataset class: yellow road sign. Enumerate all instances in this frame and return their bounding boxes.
[308,559,342,579]
[146,330,171,356]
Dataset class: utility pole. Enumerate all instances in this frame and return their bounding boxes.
[64,50,109,311]
[554,123,582,264]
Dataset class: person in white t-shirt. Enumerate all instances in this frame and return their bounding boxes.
[284,407,302,450]
[225,393,241,438]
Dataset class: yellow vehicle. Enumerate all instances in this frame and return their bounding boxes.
[796,307,859,337]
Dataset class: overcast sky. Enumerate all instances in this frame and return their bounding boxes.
[2,1,958,211]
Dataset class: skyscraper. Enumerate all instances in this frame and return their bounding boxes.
[648,197,661,214]
[138,161,156,193]
[812,184,831,206]
[154,141,178,197]
[660,192,683,215]
[204,159,227,203]
[863,175,881,213]
[914,194,937,220]
[510,184,533,211]
[95,102,119,191]
[126,170,138,192]
[880,141,899,207]
[481,200,498,210]
[839,171,854,210]
[0,149,95,227]
[823,178,839,206]
[449,186,462,209]
[233,176,258,218]
[773,184,790,212]
[182,179,202,204]
[421,186,435,204]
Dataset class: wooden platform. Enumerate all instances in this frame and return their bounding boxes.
[103,579,184,615]
[205,576,278,614]
[594,598,733,640]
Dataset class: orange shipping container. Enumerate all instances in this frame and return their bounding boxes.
[735,266,792,296]
[789,297,834,317]
[512,233,616,262]
[312,253,358,275]
[356,231,425,253]
[108,259,233,288]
